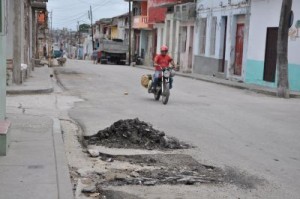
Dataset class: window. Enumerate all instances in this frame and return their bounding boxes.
[210,17,217,56]
[199,18,207,55]
[166,21,171,47]
[181,27,187,53]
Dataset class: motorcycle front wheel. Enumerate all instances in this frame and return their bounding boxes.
[162,83,170,105]
[154,89,161,101]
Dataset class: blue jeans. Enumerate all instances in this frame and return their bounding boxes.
[152,71,173,90]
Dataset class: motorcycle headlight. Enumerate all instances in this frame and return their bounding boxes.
[163,70,171,78]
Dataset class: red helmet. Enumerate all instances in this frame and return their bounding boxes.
[161,45,168,51]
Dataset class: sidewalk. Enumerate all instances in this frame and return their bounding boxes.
[0,114,73,199]
[7,66,54,95]
[1,65,73,198]
[136,65,300,98]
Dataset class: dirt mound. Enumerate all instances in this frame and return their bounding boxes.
[84,118,190,150]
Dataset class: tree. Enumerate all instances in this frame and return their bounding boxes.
[277,0,293,98]
[79,24,90,33]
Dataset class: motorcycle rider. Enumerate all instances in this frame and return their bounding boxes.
[149,45,176,93]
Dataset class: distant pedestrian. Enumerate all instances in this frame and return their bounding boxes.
[92,49,97,64]
[43,45,47,58]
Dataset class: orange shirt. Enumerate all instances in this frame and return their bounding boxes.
[154,54,173,71]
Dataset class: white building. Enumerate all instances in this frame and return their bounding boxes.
[194,0,251,80]
[245,0,300,91]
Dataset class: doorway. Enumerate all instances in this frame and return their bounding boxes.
[234,23,245,76]
[220,16,227,72]
[263,27,278,82]
[188,26,194,69]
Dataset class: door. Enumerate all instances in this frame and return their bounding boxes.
[263,27,278,82]
[153,29,157,58]
[234,24,245,76]
[220,16,227,72]
[188,26,194,69]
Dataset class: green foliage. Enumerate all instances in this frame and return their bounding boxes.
[79,24,90,33]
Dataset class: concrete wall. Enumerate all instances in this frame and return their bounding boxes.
[194,0,250,80]
[245,0,300,91]
[154,23,164,54]
[179,22,194,72]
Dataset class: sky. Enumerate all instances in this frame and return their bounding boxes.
[48,0,128,30]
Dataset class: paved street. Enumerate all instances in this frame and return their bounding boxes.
[54,60,300,198]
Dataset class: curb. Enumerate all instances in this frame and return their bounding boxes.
[52,118,74,199]
[6,87,54,95]
[135,65,300,98]
[6,67,54,95]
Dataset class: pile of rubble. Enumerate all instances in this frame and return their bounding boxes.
[84,118,190,150]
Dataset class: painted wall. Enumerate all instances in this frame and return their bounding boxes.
[148,0,168,24]
[246,0,300,91]
[154,23,164,54]
[179,22,194,72]
[163,13,178,60]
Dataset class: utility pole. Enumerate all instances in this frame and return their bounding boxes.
[77,21,80,59]
[277,0,293,98]
[128,0,132,65]
[89,5,95,50]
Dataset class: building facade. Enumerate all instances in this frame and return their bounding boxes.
[152,0,195,72]
[194,0,251,80]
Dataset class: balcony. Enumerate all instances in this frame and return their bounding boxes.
[133,16,150,29]
[174,3,196,22]
[149,0,194,8]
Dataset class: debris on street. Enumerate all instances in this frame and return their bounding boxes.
[84,118,190,150]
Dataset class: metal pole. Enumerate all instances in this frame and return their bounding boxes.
[128,0,132,65]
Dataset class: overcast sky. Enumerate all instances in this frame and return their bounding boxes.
[48,0,128,30]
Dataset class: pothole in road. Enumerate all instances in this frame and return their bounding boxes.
[75,152,263,198]
[84,118,191,150]
[62,118,265,199]
[94,153,224,187]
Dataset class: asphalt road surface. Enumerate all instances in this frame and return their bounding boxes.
[56,60,300,198]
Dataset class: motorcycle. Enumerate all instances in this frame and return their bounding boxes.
[148,67,174,105]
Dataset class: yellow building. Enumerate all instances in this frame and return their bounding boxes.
[111,26,118,39]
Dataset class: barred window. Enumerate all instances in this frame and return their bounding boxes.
[210,17,217,56]
[199,18,207,55]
